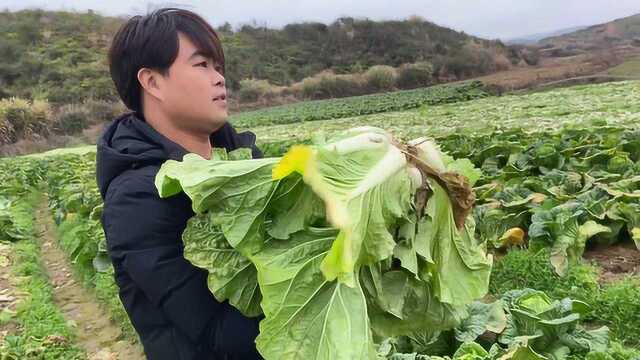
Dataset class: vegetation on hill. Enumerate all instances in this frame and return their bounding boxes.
[0,9,528,105]
[540,13,640,50]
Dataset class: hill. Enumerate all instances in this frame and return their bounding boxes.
[0,9,525,104]
[506,26,587,44]
[0,9,121,103]
[540,13,640,49]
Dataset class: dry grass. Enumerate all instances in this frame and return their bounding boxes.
[0,121,108,157]
[477,47,640,92]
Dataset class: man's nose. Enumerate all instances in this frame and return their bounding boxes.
[212,71,225,87]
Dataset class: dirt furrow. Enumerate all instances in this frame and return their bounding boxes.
[35,198,145,360]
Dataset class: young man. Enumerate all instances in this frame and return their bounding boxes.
[96,8,263,360]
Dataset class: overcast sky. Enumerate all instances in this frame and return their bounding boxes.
[1,0,638,39]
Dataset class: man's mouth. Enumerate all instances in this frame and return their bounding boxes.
[212,94,227,102]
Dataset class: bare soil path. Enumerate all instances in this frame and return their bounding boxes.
[35,197,145,360]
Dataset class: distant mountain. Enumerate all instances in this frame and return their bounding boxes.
[540,13,640,48]
[506,26,587,45]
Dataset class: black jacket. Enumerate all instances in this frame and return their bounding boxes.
[96,111,263,360]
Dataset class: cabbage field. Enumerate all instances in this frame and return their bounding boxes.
[1,80,639,359]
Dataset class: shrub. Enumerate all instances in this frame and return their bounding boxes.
[27,99,53,138]
[0,98,30,142]
[300,71,364,99]
[0,98,52,143]
[82,99,118,123]
[396,61,434,89]
[300,76,322,99]
[238,78,276,102]
[52,104,90,135]
[493,54,512,71]
[522,48,541,66]
[445,45,497,79]
[0,114,15,145]
[364,65,396,92]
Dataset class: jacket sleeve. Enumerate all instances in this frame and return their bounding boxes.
[102,174,222,344]
[201,303,263,358]
[103,174,263,356]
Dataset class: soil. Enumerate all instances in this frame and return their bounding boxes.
[0,242,21,346]
[35,198,146,360]
[584,241,640,283]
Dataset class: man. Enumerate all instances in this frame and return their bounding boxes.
[95,8,263,360]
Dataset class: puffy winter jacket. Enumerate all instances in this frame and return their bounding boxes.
[96,111,263,359]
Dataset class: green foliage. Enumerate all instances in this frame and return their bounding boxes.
[0,156,46,240]
[0,96,116,144]
[155,128,492,359]
[380,290,615,360]
[51,104,90,135]
[364,65,397,92]
[0,98,51,144]
[42,152,105,269]
[218,16,516,90]
[489,249,600,302]
[237,82,640,278]
[592,278,640,347]
[0,195,36,241]
[0,10,120,104]
[0,191,85,359]
[442,45,496,80]
[435,121,640,274]
[578,341,640,360]
[0,9,521,102]
[38,150,139,342]
[238,78,277,102]
[490,249,640,348]
[53,216,137,340]
[300,71,365,99]
[396,62,434,89]
[232,81,489,127]
[498,289,609,358]
[246,81,640,155]
[81,99,122,123]
[1,76,639,359]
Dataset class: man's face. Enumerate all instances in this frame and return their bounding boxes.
[158,32,227,134]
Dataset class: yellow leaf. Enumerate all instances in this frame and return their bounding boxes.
[272,145,313,180]
[500,227,525,248]
[530,193,546,204]
[631,227,640,250]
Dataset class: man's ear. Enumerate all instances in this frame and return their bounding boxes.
[137,68,164,101]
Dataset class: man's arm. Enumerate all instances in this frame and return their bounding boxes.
[102,174,260,355]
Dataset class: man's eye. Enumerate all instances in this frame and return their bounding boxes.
[196,61,208,67]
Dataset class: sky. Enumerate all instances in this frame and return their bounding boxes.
[1,0,638,40]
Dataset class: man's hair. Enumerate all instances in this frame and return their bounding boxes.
[108,8,225,113]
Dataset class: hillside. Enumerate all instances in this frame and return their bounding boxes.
[541,13,640,49]
[216,16,520,89]
[0,9,121,103]
[0,9,524,104]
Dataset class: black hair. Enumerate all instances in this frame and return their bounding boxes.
[108,7,225,113]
